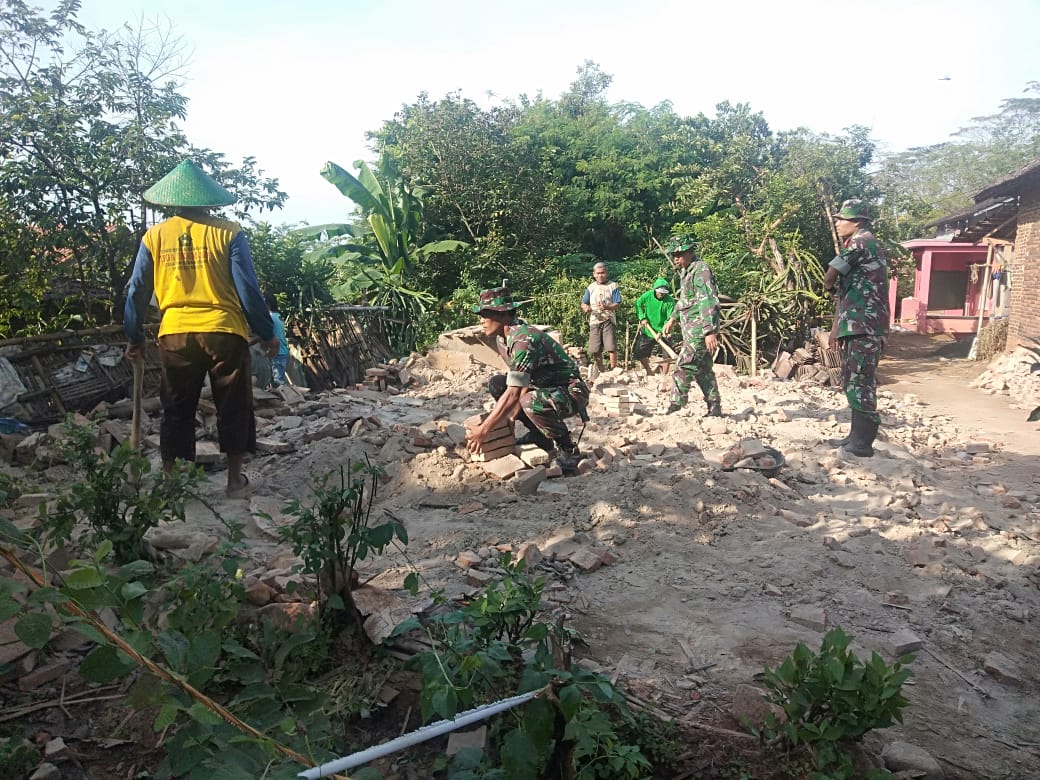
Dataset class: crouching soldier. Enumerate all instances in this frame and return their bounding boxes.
[466,287,589,471]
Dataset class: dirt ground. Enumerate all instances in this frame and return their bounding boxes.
[212,329,1037,779]
[5,329,1039,778]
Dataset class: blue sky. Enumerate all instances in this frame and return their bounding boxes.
[61,0,1040,225]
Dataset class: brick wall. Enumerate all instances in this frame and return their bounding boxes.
[1008,182,1040,349]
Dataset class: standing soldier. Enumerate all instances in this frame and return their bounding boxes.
[581,262,622,374]
[467,287,589,470]
[824,198,889,457]
[661,235,722,416]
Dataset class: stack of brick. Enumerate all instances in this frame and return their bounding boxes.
[598,387,637,416]
[361,363,416,394]
[464,413,515,462]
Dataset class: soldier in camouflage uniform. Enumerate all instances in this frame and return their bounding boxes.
[466,287,589,467]
[661,235,723,416]
[824,199,889,457]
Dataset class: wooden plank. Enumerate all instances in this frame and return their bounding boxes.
[30,355,65,415]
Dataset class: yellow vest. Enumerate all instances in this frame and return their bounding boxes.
[142,214,249,339]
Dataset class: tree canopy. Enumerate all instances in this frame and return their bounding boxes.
[0,1,285,333]
[3,3,1037,364]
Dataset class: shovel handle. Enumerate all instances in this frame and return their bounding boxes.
[643,323,679,361]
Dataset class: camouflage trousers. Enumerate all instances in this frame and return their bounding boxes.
[838,334,883,423]
[670,337,720,409]
[488,375,590,440]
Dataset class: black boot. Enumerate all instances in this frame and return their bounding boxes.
[845,410,878,458]
[704,400,723,418]
[827,422,852,448]
[516,428,554,452]
[552,434,582,475]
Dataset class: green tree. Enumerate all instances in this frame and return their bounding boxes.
[246,222,335,317]
[370,90,568,293]
[0,2,286,328]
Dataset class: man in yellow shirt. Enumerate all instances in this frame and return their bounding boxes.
[124,160,278,498]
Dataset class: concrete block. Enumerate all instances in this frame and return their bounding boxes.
[513,466,546,495]
[889,629,923,656]
[569,547,603,572]
[480,454,526,479]
[789,606,827,632]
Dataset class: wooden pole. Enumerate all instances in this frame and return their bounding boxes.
[818,179,842,256]
[750,310,758,377]
[968,243,994,360]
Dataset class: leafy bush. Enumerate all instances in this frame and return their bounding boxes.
[276,462,406,632]
[396,556,651,779]
[761,627,913,778]
[40,418,202,564]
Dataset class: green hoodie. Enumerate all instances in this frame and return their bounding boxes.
[634,278,675,336]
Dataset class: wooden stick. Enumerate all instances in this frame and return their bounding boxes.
[683,719,757,741]
[129,351,144,451]
[644,323,679,360]
[0,692,125,723]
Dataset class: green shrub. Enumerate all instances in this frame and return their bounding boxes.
[761,626,913,778]
[40,418,202,564]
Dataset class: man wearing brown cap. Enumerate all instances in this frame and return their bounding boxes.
[466,287,589,470]
[124,159,278,498]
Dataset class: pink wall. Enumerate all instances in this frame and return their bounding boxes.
[903,241,990,331]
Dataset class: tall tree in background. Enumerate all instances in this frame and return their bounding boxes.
[0,1,285,333]
[876,81,1040,238]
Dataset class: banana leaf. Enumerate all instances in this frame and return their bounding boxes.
[289,223,356,241]
[320,162,382,215]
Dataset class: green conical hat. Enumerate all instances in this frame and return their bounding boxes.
[143,159,236,208]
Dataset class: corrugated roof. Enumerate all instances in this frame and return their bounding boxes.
[923,196,1012,229]
[925,196,1019,243]
[973,158,1040,201]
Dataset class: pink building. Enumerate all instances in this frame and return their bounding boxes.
[896,240,1005,334]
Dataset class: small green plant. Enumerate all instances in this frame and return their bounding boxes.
[396,557,650,779]
[0,472,18,507]
[760,626,913,779]
[0,733,40,778]
[276,461,405,632]
[40,418,203,563]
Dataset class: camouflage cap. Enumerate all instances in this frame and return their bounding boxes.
[472,287,521,314]
[665,234,697,254]
[835,198,872,221]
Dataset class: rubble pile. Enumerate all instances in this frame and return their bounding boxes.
[1,328,1038,778]
[969,345,1040,411]
[716,437,784,474]
[361,357,420,395]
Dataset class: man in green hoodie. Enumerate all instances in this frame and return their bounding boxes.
[633,278,676,376]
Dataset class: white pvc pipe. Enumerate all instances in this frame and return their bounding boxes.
[297,689,541,778]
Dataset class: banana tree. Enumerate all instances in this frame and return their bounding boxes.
[293,158,466,353]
